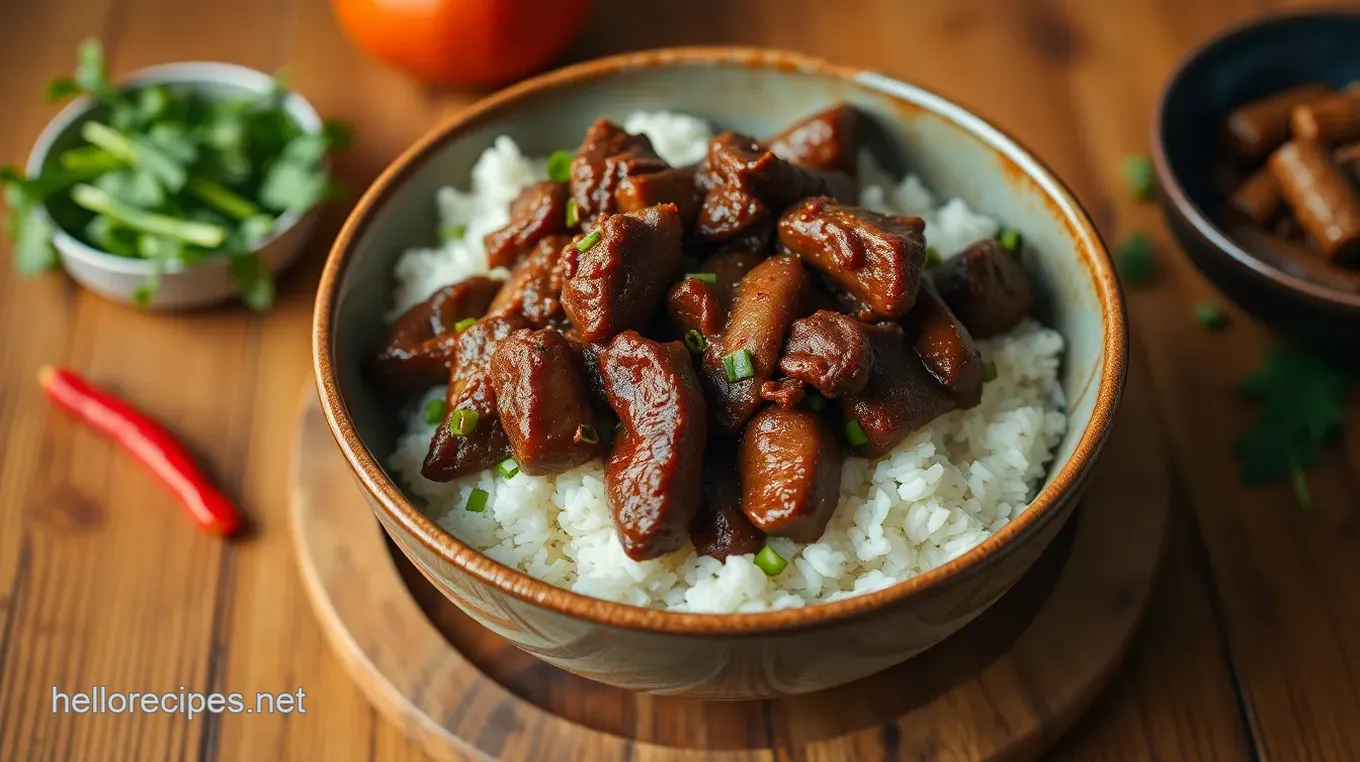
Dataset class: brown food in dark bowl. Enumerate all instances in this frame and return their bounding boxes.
[1152,9,1360,348]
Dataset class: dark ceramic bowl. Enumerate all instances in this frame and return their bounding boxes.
[1152,9,1360,346]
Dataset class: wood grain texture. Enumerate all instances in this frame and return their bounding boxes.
[0,0,1354,758]
[291,366,1169,760]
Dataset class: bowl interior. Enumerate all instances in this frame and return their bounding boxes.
[324,52,1121,625]
[26,62,323,275]
[1157,11,1360,302]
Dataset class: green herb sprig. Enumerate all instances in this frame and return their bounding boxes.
[1,38,352,310]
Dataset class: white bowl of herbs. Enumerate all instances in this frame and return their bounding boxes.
[3,40,350,310]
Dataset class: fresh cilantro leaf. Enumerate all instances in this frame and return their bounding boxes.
[322,119,353,152]
[45,76,82,103]
[136,86,170,125]
[1194,302,1228,330]
[258,159,326,213]
[1121,154,1155,202]
[145,123,199,165]
[3,173,58,274]
[136,233,185,262]
[1116,231,1156,285]
[1234,348,1348,508]
[74,38,116,103]
[229,252,275,311]
[94,169,166,208]
[132,259,164,308]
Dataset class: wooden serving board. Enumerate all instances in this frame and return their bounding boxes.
[291,368,1169,761]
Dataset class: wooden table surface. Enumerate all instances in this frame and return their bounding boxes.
[1,0,1357,759]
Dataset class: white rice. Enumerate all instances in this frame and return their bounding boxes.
[386,113,1068,613]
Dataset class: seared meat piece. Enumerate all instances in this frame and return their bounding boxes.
[600,331,708,560]
[901,279,984,408]
[665,246,765,337]
[759,378,807,409]
[840,322,956,459]
[691,443,764,560]
[489,328,607,476]
[778,197,926,320]
[694,186,772,244]
[570,119,659,223]
[485,234,571,326]
[368,276,502,393]
[560,203,685,342]
[695,132,832,211]
[700,253,807,435]
[931,238,1036,338]
[778,310,874,399]
[738,406,843,543]
[483,181,570,269]
[422,316,527,481]
[767,104,862,176]
[616,166,702,227]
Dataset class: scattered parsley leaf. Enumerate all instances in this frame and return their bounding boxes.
[1194,301,1228,331]
[73,38,117,103]
[45,76,82,103]
[1234,348,1347,508]
[228,251,275,311]
[1116,231,1156,285]
[322,119,354,152]
[1121,154,1155,202]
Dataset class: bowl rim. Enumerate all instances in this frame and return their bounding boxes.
[314,46,1128,635]
[1150,7,1360,312]
[24,60,324,277]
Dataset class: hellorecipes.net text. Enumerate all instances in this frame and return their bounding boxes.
[51,685,307,720]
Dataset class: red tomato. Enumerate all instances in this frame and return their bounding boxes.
[332,0,591,87]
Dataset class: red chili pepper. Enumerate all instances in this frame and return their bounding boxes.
[37,366,243,536]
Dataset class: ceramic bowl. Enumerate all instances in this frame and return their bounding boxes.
[1152,10,1360,346]
[314,48,1127,699]
[25,61,323,310]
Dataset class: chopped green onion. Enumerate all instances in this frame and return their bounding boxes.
[753,546,788,576]
[497,458,520,479]
[575,423,599,445]
[465,488,489,513]
[439,223,467,243]
[722,349,754,382]
[70,184,226,248]
[996,228,1023,254]
[547,150,573,182]
[449,408,479,436]
[684,329,706,354]
[1122,154,1155,202]
[565,198,579,227]
[981,361,998,383]
[424,399,446,425]
[186,177,261,222]
[924,247,942,265]
[687,272,717,283]
[1194,302,1228,331]
[1117,231,1156,286]
[845,419,869,447]
[453,316,477,332]
[575,229,601,251]
[805,390,827,412]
